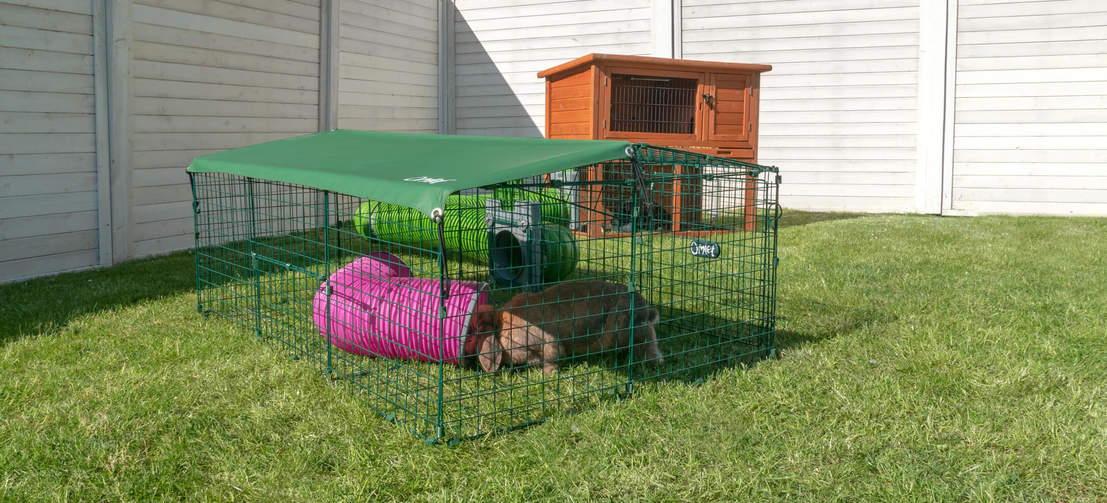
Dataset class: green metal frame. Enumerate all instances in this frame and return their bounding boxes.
[190,144,780,444]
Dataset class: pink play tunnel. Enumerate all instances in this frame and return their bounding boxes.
[312,253,487,364]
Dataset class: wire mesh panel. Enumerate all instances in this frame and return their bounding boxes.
[609,74,698,134]
[191,144,779,443]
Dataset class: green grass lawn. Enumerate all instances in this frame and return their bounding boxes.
[2,212,1105,501]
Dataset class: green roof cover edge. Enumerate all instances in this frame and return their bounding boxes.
[187,129,632,217]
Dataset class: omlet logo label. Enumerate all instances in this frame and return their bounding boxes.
[689,240,721,258]
[404,176,456,184]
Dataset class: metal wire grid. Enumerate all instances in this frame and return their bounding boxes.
[609,74,698,134]
[190,145,779,443]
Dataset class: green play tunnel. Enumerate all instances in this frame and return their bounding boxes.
[352,192,578,283]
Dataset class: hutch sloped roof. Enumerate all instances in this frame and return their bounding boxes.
[536,53,773,78]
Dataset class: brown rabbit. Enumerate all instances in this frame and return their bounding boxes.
[464,280,664,374]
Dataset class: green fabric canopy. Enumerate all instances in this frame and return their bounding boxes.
[187,129,632,217]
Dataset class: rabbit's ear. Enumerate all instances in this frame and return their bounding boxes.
[478,335,503,372]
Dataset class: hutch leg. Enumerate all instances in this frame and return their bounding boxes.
[743,176,758,231]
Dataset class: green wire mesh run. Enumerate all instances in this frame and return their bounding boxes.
[190,144,780,444]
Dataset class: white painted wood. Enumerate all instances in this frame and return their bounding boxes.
[133,149,221,168]
[784,183,914,198]
[0,113,96,134]
[131,132,301,152]
[129,185,192,207]
[955,122,1107,137]
[340,11,436,45]
[343,65,437,85]
[131,217,194,242]
[132,201,192,224]
[131,79,319,104]
[945,201,1107,216]
[0,211,98,240]
[0,192,98,219]
[763,196,913,213]
[456,32,652,55]
[785,171,916,186]
[109,0,132,263]
[340,37,437,65]
[0,47,93,73]
[941,0,959,211]
[127,0,322,261]
[131,4,318,48]
[132,116,317,133]
[336,117,439,133]
[3,173,99,197]
[956,81,1106,98]
[132,98,318,118]
[915,0,946,214]
[683,1,922,212]
[953,149,1105,164]
[954,109,1107,124]
[0,230,99,262]
[453,0,653,137]
[954,175,1107,191]
[2,0,90,15]
[957,53,1107,72]
[440,0,456,133]
[686,5,920,30]
[132,60,319,91]
[1,3,93,34]
[958,39,1107,59]
[133,167,191,188]
[320,0,339,131]
[761,97,918,112]
[337,0,438,133]
[132,41,320,76]
[0,1,100,281]
[652,0,673,58]
[0,91,93,113]
[459,0,639,20]
[682,20,920,45]
[959,0,1102,17]
[0,250,100,283]
[952,162,1107,177]
[671,0,681,59]
[341,0,435,27]
[949,0,1107,216]
[955,95,1107,111]
[131,23,319,63]
[764,85,918,100]
[1,153,97,175]
[953,135,1107,150]
[0,24,94,55]
[682,0,916,12]
[137,0,320,34]
[763,159,919,173]
[131,234,195,258]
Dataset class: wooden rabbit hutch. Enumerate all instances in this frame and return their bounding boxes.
[538,54,772,234]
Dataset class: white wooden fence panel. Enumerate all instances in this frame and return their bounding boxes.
[128,0,321,256]
[337,0,439,133]
[949,0,1107,215]
[453,0,653,137]
[0,1,98,281]
[683,1,922,212]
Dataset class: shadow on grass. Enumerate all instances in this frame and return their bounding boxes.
[616,306,813,385]
[778,209,867,229]
[0,251,198,344]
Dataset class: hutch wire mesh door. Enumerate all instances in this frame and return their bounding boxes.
[188,130,780,444]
